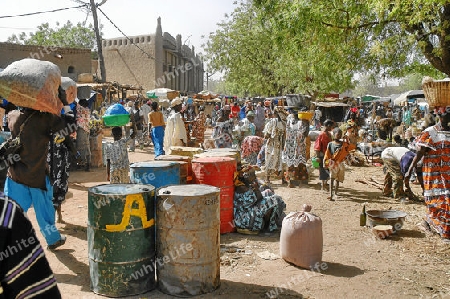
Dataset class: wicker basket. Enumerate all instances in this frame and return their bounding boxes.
[422,80,450,108]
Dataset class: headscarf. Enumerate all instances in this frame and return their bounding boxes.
[434,106,450,116]
[170,97,183,107]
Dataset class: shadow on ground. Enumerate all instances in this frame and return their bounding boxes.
[60,222,88,241]
[319,261,365,278]
[53,249,91,293]
[135,279,304,299]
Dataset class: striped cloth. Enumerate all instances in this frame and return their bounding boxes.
[416,123,450,239]
[0,196,61,299]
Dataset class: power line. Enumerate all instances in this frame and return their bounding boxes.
[0,4,88,19]
[96,5,155,60]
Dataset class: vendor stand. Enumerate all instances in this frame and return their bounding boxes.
[357,141,399,164]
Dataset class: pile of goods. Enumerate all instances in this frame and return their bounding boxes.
[0,58,63,114]
[280,204,323,269]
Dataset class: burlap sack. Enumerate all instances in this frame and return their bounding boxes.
[0,58,62,115]
[280,205,323,269]
[61,77,77,104]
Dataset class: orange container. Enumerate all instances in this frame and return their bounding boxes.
[192,157,237,234]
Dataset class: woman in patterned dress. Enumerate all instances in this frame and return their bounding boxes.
[241,135,265,165]
[48,104,76,223]
[212,106,234,148]
[191,106,206,147]
[105,127,135,184]
[75,99,91,171]
[263,107,286,184]
[406,106,450,241]
[282,112,309,187]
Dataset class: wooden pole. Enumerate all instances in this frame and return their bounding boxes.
[90,0,107,100]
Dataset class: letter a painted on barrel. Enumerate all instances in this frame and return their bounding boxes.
[105,194,154,232]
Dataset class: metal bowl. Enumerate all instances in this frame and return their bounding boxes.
[366,210,407,232]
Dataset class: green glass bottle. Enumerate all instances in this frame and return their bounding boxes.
[360,204,367,226]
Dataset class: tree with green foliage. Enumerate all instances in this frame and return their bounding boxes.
[206,0,450,97]
[254,0,448,79]
[205,1,358,98]
[7,21,100,58]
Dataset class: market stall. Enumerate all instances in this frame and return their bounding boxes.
[312,100,350,124]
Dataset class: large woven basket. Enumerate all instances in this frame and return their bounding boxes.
[422,80,450,108]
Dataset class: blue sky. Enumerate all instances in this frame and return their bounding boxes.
[0,0,237,56]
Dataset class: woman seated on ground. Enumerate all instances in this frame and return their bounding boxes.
[234,165,286,233]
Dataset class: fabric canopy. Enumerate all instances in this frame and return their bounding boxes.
[393,90,424,106]
[313,101,349,107]
[361,95,391,103]
[146,88,179,99]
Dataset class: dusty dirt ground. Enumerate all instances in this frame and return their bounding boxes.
[25,130,450,299]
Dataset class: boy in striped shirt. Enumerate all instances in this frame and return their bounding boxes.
[0,196,61,298]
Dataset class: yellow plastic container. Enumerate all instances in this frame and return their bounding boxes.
[298,111,314,120]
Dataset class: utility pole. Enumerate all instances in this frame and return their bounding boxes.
[90,0,106,84]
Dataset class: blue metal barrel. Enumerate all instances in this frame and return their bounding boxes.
[130,161,180,188]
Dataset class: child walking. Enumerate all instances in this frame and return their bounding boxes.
[324,127,356,201]
[105,126,135,184]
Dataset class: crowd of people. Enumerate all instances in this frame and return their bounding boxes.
[206,98,450,243]
[2,82,450,297]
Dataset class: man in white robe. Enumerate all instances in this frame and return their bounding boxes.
[163,97,187,154]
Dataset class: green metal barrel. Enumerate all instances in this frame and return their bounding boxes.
[88,184,156,297]
[156,184,221,297]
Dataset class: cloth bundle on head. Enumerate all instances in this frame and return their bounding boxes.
[170,97,183,108]
[61,77,77,104]
[0,58,62,115]
[102,103,130,127]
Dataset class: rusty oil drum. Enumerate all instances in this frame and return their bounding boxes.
[88,184,156,297]
[156,184,221,296]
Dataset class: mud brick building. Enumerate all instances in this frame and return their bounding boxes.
[102,17,204,94]
[0,42,92,82]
